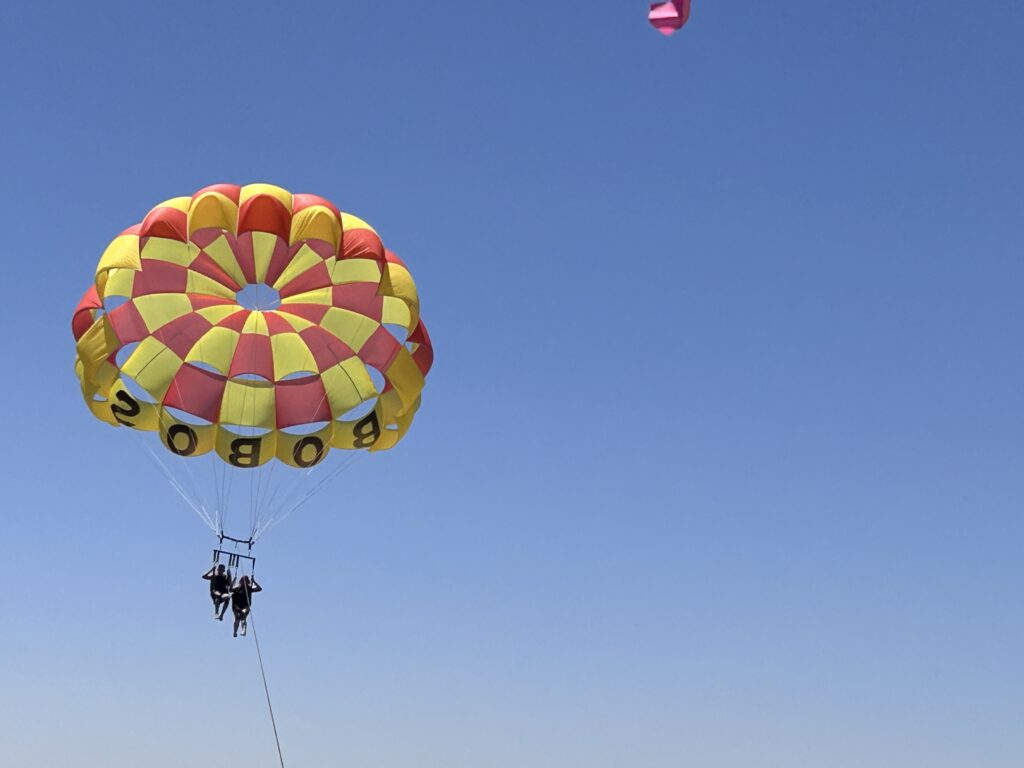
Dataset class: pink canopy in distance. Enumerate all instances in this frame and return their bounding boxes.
[648,0,691,36]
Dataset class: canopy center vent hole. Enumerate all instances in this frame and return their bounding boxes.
[236,283,282,311]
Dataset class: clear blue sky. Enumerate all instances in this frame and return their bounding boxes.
[1,1,1021,766]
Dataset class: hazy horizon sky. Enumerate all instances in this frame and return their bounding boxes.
[1,1,1021,766]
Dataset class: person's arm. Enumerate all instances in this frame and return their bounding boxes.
[202,567,215,580]
[250,580,262,593]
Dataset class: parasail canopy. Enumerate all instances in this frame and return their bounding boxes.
[72,184,434,541]
[648,0,691,36]
[73,183,433,470]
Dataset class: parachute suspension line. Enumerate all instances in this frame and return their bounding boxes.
[139,416,208,515]
[212,456,226,536]
[254,449,365,541]
[249,611,286,768]
[252,457,272,540]
[209,459,220,533]
[219,350,241,538]
[249,444,258,540]
[251,386,334,538]
[194,320,225,536]
[130,431,207,526]
[251,463,308,538]
[132,432,217,532]
[246,330,260,543]
[252,460,273,538]
[164,370,218,530]
[221,450,237,536]
[212,458,226,538]
[253,457,321,539]
[209,447,225,536]
[169,448,212,531]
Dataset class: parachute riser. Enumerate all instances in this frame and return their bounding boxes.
[218,532,254,551]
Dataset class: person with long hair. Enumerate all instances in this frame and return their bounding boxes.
[231,575,262,637]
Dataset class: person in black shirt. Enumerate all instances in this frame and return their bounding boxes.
[231,575,262,637]
[201,564,233,620]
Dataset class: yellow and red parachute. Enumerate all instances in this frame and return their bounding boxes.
[72,184,433,539]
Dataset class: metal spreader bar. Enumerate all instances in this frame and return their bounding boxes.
[213,548,256,573]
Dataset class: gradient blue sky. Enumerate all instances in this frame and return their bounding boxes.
[1,1,1021,766]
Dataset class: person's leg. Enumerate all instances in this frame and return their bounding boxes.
[240,609,249,636]
[217,597,228,619]
[233,613,240,637]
